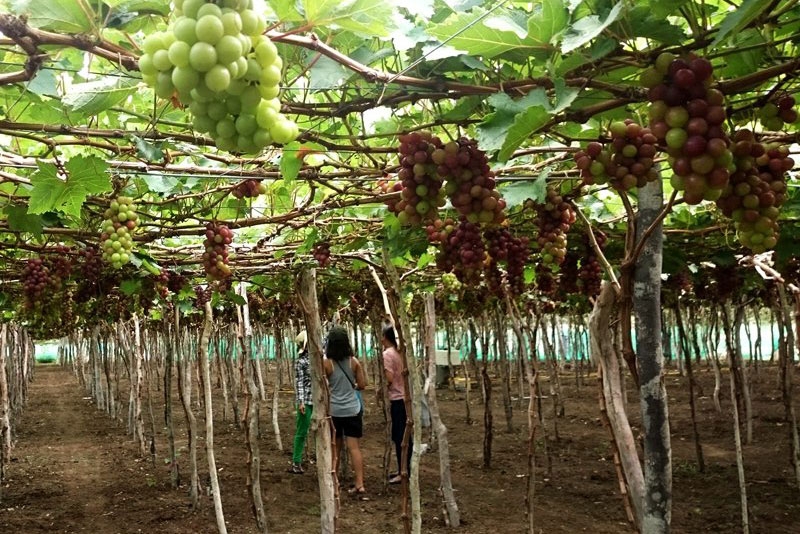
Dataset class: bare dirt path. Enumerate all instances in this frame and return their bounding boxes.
[0,364,188,534]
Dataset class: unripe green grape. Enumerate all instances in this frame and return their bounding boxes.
[215,34,243,64]
[243,58,261,82]
[240,85,261,108]
[255,39,278,65]
[260,64,281,86]
[189,41,217,72]
[271,55,283,72]
[253,128,272,148]
[239,9,259,36]
[226,78,246,96]
[142,73,157,86]
[172,17,198,45]
[262,98,281,112]
[205,64,232,92]
[181,0,205,18]
[270,118,298,144]
[235,114,257,136]
[233,56,248,79]
[152,49,172,71]
[238,35,252,55]
[138,54,157,76]
[256,102,278,128]
[196,15,225,45]
[237,135,258,154]
[172,65,199,93]
[142,32,166,55]
[154,71,175,98]
[221,11,242,35]
[207,101,228,121]
[217,117,237,138]
[258,83,279,100]
[190,86,213,103]
[168,40,191,68]
[225,96,242,115]
[196,3,222,18]
[193,114,216,133]
[216,135,236,152]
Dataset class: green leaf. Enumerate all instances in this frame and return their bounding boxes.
[279,142,303,183]
[476,110,517,153]
[140,172,180,195]
[417,252,434,269]
[132,135,165,163]
[301,0,397,37]
[561,2,623,53]
[443,96,483,120]
[527,0,569,45]
[428,7,551,58]
[62,77,139,115]
[28,155,111,219]
[226,291,246,307]
[497,106,550,162]
[267,0,304,21]
[711,0,770,47]
[647,0,689,19]
[625,6,686,44]
[307,54,347,90]
[10,0,95,33]
[4,204,43,237]
[25,69,60,99]
[500,168,549,207]
[119,279,142,296]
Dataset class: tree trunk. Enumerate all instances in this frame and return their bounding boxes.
[590,282,644,528]
[238,284,269,534]
[633,179,671,533]
[176,314,199,509]
[199,301,227,534]
[164,310,180,489]
[674,301,704,473]
[494,312,514,433]
[776,284,800,489]
[297,268,336,534]
[0,324,10,503]
[271,326,283,451]
[729,347,749,534]
[423,294,460,527]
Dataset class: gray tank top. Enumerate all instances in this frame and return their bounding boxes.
[328,358,361,417]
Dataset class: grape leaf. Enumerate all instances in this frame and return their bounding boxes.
[132,135,165,163]
[500,168,549,207]
[4,204,43,237]
[527,0,569,45]
[10,0,95,33]
[561,2,623,53]
[63,77,139,115]
[711,0,771,47]
[28,155,111,219]
[301,0,397,37]
[119,279,142,296]
[498,106,550,162]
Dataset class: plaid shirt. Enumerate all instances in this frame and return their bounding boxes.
[294,349,312,406]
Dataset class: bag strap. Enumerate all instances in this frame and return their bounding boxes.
[335,359,357,389]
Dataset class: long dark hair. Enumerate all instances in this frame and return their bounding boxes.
[325,326,353,361]
[383,326,397,348]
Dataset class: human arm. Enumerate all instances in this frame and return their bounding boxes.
[353,357,367,390]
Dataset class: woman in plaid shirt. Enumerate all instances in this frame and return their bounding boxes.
[289,331,312,474]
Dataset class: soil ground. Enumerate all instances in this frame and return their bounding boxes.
[1,362,800,533]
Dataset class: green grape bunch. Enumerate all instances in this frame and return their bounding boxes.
[138,0,299,154]
[100,196,138,269]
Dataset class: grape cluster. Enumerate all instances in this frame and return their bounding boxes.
[574,120,659,191]
[194,285,213,307]
[643,52,732,205]
[759,93,798,131]
[202,222,233,280]
[531,186,574,267]
[21,258,59,305]
[138,0,299,154]
[435,219,486,284]
[167,270,189,293]
[79,245,103,283]
[441,272,462,294]
[577,231,605,298]
[425,217,456,244]
[392,132,446,225]
[716,129,793,252]
[232,178,267,198]
[437,137,506,225]
[100,196,138,269]
[484,227,530,295]
[312,241,331,267]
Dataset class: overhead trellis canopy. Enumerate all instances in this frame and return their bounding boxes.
[0,0,797,335]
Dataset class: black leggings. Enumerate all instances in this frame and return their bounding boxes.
[390,399,412,474]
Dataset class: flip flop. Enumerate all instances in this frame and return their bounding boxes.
[388,474,402,485]
[348,486,369,500]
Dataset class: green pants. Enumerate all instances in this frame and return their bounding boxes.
[292,405,313,464]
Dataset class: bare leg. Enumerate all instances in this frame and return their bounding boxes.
[346,436,364,489]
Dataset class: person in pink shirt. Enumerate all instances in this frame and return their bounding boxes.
[382,326,410,484]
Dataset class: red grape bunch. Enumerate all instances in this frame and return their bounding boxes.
[574,120,659,191]
[232,179,267,198]
[642,52,733,204]
[194,285,213,308]
[484,227,530,296]
[759,93,798,131]
[435,219,486,285]
[202,222,233,280]
[577,230,606,298]
[100,196,138,269]
[716,129,793,252]
[21,257,58,306]
[392,131,446,226]
[312,241,331,267]
[435,137,506,225]
[167,270,189,294]
[425,217,456,244]
[79,245,103,283]
[531,186,575,267]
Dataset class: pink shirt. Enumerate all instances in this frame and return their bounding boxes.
[383,346,405,401]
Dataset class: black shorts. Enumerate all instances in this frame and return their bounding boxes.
[331,413,363,438]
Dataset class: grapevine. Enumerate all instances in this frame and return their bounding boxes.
[394,131,446,226]
[232,178,267,198]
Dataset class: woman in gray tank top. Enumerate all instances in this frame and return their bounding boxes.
[324,326,368,498]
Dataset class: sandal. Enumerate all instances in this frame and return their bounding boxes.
[347,486,369,500]
[388,474,402,485]
[288,463,304,474]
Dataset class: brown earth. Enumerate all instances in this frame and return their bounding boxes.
[1,362,799,533]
